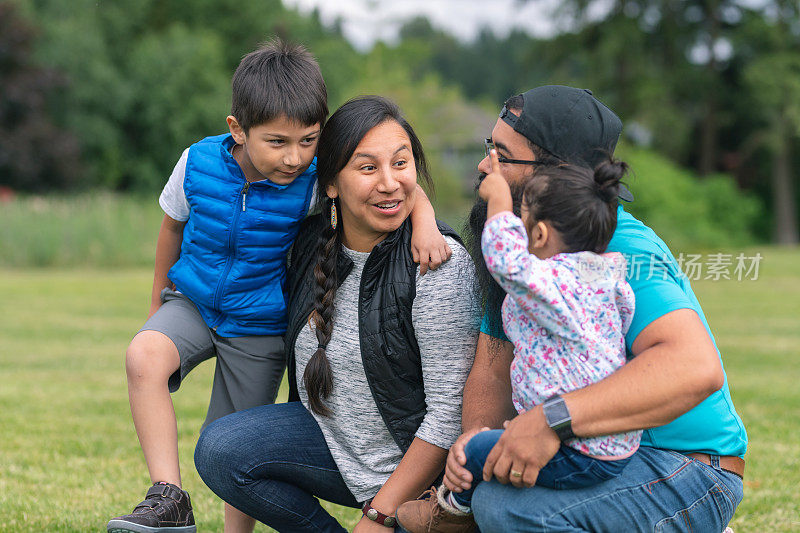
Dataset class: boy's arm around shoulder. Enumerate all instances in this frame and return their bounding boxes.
[410,185,452,276]
[149,214,186,318]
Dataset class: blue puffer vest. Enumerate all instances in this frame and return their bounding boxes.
[168,133,316,337]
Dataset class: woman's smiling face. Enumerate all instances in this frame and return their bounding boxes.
[326,119,418,252]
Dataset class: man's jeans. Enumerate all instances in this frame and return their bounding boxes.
[194,402,360,533]
[470,446,743,532]
[452,430,631,508]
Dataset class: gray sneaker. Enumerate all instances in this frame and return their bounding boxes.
[107,482,196,533]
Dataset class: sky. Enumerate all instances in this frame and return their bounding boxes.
[281,0,583,51]
[282,0,773,60]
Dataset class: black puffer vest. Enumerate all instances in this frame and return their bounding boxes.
[285,214,463,452]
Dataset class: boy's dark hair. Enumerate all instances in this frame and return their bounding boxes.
[231,39,328,132]
[304,95,432,416]
[523,159,629,254]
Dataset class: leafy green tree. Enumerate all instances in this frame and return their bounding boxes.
[618,144,762,250]
[743,54,800,244]
[124,25,230,191]
[15,0,357,191]
[18,0,151,188]
[448,0,792,242]
[0,1,81,191]
[9,0,789,246]
[399,17,548,105]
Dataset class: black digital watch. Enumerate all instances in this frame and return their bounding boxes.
[542,395,576,441]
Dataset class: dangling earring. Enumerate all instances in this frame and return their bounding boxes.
[330,200,337,230]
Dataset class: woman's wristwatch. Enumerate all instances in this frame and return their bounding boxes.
[362,500,396,528]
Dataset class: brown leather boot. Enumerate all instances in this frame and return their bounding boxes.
[395,486,476,533]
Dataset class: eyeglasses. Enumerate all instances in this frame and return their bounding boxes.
[484,138,541,166]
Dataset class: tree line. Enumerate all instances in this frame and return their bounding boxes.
[1,0,797,243]
[396,0,800,244]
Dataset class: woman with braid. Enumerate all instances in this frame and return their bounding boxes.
[194,95,480,532]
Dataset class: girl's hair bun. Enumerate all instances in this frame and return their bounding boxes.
[594,159,628,203]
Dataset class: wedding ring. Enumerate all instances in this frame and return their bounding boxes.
[510,469,522,478]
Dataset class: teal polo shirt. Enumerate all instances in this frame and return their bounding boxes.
[480,205,747,457]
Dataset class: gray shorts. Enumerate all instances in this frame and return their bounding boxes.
[140,288,285,428]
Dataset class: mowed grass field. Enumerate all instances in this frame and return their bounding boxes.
[1,247,798,532]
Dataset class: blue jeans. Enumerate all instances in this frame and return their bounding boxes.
[194,402,360,532]
[453,430,631,508]
[470,446,744,532]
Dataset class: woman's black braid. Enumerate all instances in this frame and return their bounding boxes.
[303,197,339,416]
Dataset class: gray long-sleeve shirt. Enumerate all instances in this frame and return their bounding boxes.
[295,236,479,501]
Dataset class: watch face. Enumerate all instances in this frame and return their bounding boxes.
[543,395,574,441]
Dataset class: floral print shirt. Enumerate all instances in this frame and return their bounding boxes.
[482,212,641,458]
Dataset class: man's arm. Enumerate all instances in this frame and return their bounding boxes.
[444,332,516,492]
[462,333,517,431]
[149,214,186,318]
[481,308,724,488]
[568,307,723,435]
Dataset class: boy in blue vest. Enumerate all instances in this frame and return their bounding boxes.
[107,40,451,533]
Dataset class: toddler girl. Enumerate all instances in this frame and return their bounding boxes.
[397,151,639,533]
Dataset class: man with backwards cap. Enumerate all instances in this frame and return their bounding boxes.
[447,86,746,530]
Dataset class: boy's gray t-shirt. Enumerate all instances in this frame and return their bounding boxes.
[294,238,479,502]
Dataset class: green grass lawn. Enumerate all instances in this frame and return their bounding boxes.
[1,247,798,532]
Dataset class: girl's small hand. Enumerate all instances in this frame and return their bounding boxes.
[479,150,513,219]
[444,426,492,492]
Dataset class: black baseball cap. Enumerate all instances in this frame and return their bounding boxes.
[501,85,633,202]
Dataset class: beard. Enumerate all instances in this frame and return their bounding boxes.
[462,173,526,356]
